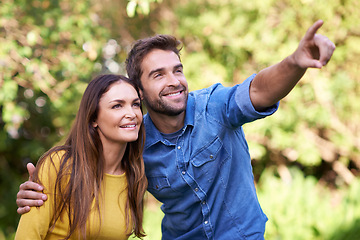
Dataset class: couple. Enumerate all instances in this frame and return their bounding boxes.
[15,20,335,240]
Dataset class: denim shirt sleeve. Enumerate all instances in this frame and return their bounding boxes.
[235,74,279,123]
[204,74,279,128]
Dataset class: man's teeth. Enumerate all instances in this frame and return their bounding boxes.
[167,92,181,96]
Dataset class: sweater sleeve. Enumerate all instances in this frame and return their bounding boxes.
[15,152,63,240]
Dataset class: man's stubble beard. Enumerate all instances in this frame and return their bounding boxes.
[142,91,188,116]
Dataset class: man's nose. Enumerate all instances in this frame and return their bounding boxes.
[167,73,181,86]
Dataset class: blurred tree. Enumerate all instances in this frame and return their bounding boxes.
[1,0,360,239]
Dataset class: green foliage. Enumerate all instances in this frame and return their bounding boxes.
[126,0,163,17]
[0,0,108,136]
[258,168,360,240]
[1,0,360,239]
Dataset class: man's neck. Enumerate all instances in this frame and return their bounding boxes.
[147,110,185,134]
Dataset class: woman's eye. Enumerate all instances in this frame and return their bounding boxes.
[133,102,141,107]
[112,104,121,109]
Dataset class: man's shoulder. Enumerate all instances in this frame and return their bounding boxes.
[190,74,256,96]
[189,83,226,96]
[189,83,241,106]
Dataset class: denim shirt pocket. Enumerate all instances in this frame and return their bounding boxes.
[147,176,171,191]
[191,137,223,167]
[190,137,230,185]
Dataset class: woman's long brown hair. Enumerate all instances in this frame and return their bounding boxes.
[33,74,147,239]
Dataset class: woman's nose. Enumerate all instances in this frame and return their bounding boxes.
[124,107,136,119]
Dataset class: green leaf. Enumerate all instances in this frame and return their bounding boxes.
[126,1,137,17]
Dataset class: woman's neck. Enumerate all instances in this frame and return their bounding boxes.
[102,142,127,175]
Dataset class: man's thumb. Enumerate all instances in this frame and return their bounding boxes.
[27,162,36,181]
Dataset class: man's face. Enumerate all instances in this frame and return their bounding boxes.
[140,49,188,116]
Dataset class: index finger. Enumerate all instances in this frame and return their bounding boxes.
[316,35,336,66]
[304,20,324,41]
[19,180,44,192]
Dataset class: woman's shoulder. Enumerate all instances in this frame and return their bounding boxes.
[42,149,67,168]
[37,149,69,182]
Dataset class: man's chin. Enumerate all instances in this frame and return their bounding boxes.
[144,97,187,116]
[163,109,185,116]
[154,106,186,116]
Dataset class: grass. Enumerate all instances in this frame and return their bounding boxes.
[135,193,163,240]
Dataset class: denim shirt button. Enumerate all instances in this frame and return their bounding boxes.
[204,221,208,225]
[202,201,206,205]
[209,154,214,159]
[177,146,181,149]
[194,187,199,192]
[182,171,186,175]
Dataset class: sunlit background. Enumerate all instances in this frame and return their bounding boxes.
[1,0,359,239]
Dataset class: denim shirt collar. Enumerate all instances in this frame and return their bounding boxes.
[143,94,195,149]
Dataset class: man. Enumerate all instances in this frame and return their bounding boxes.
[16,20,335,239]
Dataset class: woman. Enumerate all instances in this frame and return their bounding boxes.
[15,74,147,239]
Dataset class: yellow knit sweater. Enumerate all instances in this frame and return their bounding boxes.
[15,151,131,240]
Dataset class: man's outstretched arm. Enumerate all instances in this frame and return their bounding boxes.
[250,20,336,111]
[16,163,47,214]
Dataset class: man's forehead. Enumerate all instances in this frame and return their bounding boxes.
[142,49,181,70]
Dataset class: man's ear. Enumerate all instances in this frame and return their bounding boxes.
[139,89,144,100]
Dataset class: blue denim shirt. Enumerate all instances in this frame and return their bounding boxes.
[143,74,279,240]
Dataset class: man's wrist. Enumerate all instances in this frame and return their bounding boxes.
[284,54,307,73]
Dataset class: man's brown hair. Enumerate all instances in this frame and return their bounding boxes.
[126,34,182,89]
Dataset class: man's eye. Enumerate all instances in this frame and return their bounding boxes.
[154,73,162,78]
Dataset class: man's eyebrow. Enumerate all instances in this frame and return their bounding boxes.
[148,64,184,78]
[174,64,183,70]
[148,67,164,78]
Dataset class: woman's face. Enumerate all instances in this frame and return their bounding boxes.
[93,81,142,147]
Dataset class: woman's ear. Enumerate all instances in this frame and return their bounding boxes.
[92,121,98,128]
